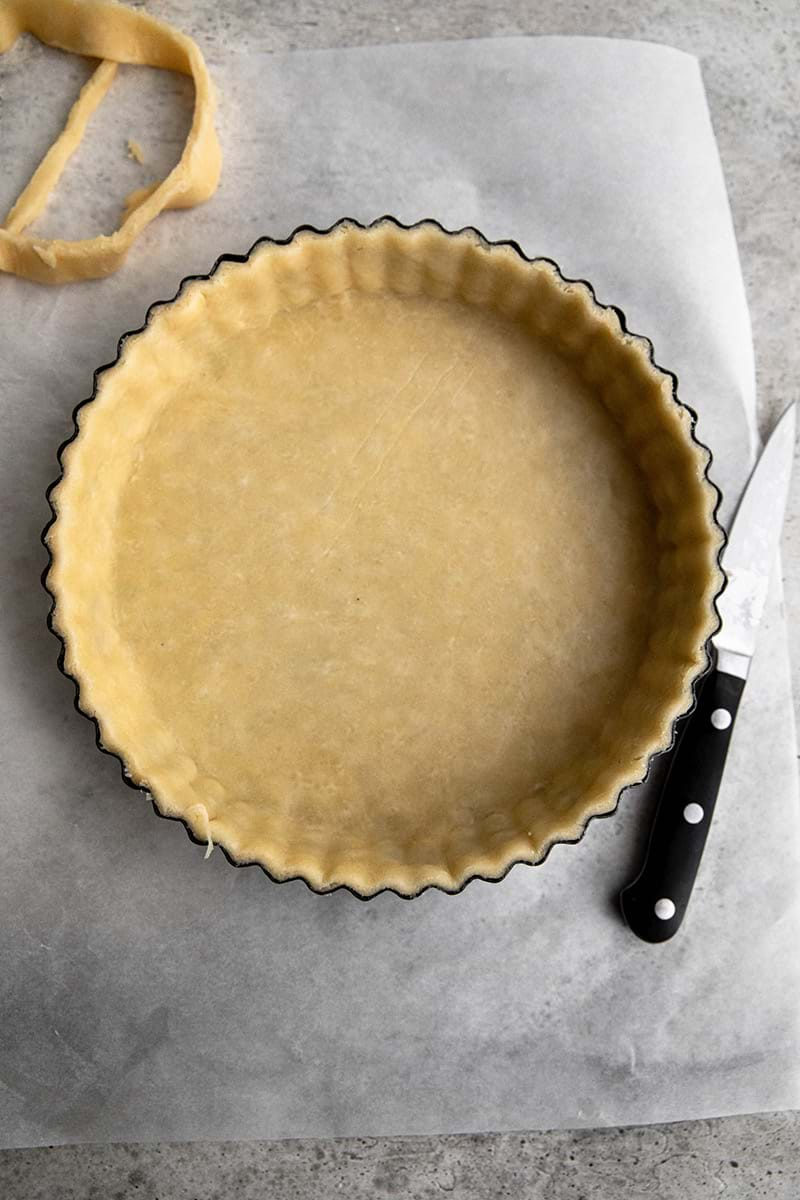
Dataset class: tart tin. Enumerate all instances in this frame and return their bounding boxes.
[42,216,726,899]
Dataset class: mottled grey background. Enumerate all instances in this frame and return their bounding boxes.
[1,0,798,1195]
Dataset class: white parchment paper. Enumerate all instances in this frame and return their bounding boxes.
[0,36,798,1147]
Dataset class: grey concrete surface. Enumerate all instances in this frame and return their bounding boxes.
[1,1113,799,1197]
[1,0,798,1194]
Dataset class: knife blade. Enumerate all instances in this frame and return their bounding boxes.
[620,402,796,943]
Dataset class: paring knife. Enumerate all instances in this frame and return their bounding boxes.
[620,402,797,943]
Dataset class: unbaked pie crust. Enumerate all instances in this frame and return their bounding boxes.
[46,219,723,896]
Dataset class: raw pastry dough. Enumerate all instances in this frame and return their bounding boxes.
[127,139,145,165]
[46,221,723,895]
[0,0,220,283]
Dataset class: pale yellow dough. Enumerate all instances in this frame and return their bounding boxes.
[0,0,220,284]
[127,139,145,165]
[47,222,723,895]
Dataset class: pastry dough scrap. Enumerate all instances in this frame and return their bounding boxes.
[0,0,220,283]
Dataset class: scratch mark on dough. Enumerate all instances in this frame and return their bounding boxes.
[317,352,431,514]
[317,359,463,561]
[439,362,477,416]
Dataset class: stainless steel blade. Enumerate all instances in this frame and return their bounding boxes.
[714,402,796,677]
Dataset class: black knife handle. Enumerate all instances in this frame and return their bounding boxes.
[620,665,746,943]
